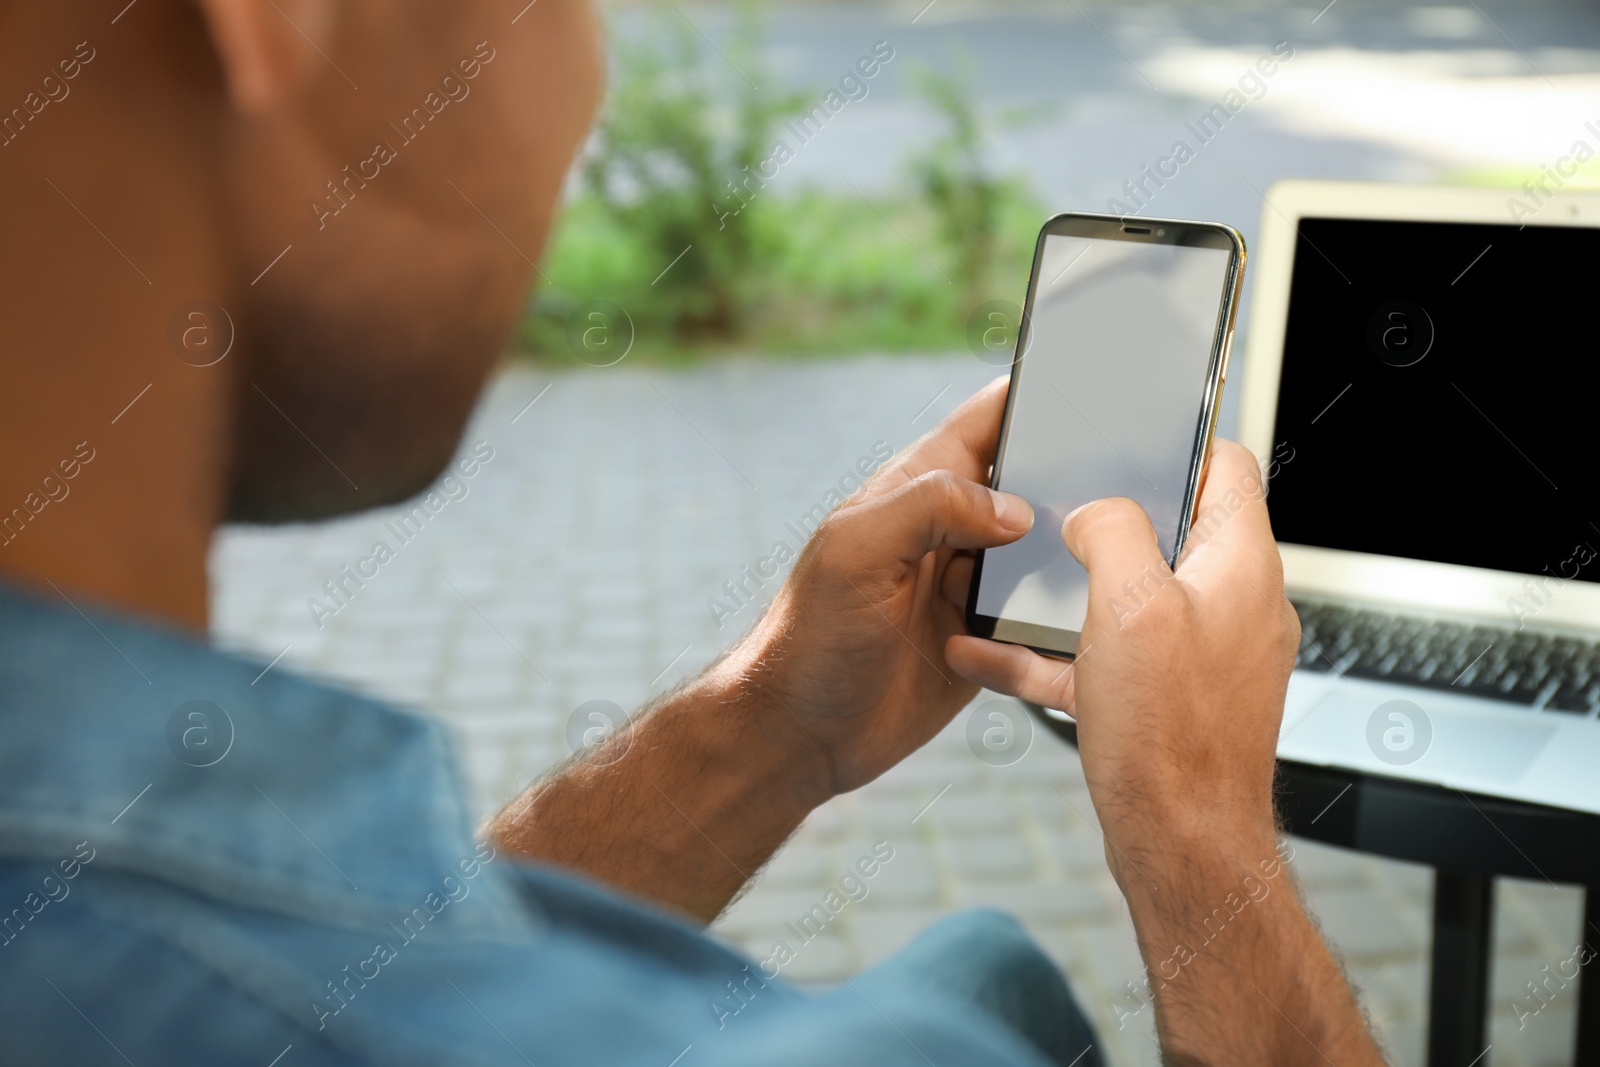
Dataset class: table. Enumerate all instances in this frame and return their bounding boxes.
[1026,705,1600,1066]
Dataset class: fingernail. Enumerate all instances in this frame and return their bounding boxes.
[992,490,1034,532]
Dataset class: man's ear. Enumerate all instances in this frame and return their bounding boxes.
[193,0,336,112]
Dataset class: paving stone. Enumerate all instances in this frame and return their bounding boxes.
[777,931,859,984]
[441,668,525,707]
[1499,880,1586,958]
[1046,831,1113,876]
[846,905,954,969]
[717,928,855,986]
[1352,958,1427,1023]
[919,789,1022,837]
[1494,947,1588,1028]
[800,797,854,841]
[1302,885,1428,962]
[1492,1004,1577,1067]
[716,887,844,940]
[871,748,984,792]
[1284,837,1373,891]
[1380,857,1434,907]
[756,843,835,889]
[1496,895,1558,958]
[1018,782,1099,834]
[1070,920,1158,1037]
[941,834,1037,882]
[955,880,1118,926]
[846,840,943,907]
[1368,1013,1426,1067]
[990,723,1081,768]
[849,791,934,831]
[575,616,654,646]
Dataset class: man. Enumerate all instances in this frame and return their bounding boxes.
[0,1,1386,1064]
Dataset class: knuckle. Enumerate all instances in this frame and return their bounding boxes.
[1281,600,1303,650]
[915,467,962,493]
[912,468,971,510]
[1151,593,1189,632]
[806,511,846,558]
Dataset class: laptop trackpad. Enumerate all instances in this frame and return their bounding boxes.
[1291,691,1559,785]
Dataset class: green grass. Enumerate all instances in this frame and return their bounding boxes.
[515,180,1048,366]
[1451,164,1600,191]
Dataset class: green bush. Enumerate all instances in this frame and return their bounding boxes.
[517,9,1047,363]
[907,60,1009,314]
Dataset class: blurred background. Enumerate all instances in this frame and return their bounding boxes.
[212,2,1599,1064]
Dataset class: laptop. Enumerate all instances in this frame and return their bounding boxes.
[1237,180,1600,816]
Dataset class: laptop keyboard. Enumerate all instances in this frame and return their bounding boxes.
[1291,599,1600,716]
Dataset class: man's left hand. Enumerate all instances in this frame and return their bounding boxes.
[732,375,1030,798]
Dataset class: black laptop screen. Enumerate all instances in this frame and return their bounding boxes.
[1266,216,1600,584]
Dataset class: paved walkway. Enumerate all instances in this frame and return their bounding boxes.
[213,358,1585,1067]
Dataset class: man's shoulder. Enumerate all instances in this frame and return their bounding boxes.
[0,580,512,929]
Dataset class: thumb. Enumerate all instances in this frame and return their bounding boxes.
[1060,496,1171,600]
[835,470,1034,567]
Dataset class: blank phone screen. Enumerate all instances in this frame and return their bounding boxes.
[975,233,1233,635]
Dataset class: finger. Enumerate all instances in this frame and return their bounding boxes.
[941,553,974,606]
[865,376,1009,497]
[1181,439,1278,579]
[1059,496,1169,582]
[833,469,1033,568]
[946,635,1077,713]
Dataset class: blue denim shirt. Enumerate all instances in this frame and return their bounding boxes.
[0,583,1089,1066]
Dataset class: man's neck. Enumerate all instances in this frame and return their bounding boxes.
[0,3,236,631]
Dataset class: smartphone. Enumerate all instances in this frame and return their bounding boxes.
[964,212,1246,658]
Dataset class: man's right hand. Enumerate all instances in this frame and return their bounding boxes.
[946,438,1298,876]
[948,440,1386,1066]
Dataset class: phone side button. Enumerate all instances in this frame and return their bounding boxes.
[1220,334,1234,381]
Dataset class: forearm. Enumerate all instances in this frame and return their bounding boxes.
[1120,828,1386,1067]
[487,646,829,924]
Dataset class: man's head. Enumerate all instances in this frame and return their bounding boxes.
[206,0,602,520]
[0,0,601,619]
